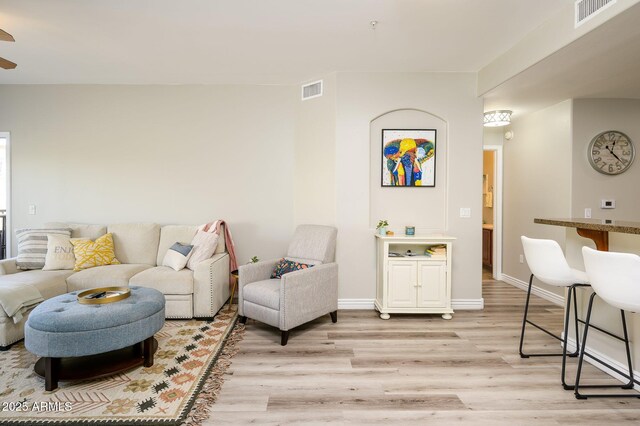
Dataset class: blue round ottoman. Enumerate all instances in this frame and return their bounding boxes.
[25,286,165,390]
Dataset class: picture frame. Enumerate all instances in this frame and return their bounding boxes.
[381,129,436,187]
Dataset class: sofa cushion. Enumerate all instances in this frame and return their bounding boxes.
[15,228,72,270]
[157,225,198,266]
[129,266,194,295]
[162,243,194,271]
[71,233,120,271]
[108,223,160,265]
[242,279,280,310]
[0,270,74,319]
[43,234,75,271]
[187,230,219,270]
[45,222,107,240]
[66,264,152,291]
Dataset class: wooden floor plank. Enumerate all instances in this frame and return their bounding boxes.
[203,279,640,425]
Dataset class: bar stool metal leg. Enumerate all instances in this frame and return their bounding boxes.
[520,275,582,359]
[574,294,640,399]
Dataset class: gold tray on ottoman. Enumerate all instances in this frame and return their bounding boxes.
[77,286,131,304]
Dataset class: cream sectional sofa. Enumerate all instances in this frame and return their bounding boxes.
[0,222,230,350]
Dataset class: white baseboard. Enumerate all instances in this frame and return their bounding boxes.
[338,299,375,309]
[452,298,484,310]
[338,298,484,310]
[566,337,640,391]
[501,274,564,306]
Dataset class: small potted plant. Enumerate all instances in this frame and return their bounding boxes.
[376,220,389,235]
[248,256,259,264]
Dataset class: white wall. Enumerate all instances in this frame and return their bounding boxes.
[571,98,640,221]
[565,98,640,376]
[0,85,298,263]
[335,72,483,301]
[369,110,447,232]
[1,75,484,305]
[502,100,573,296]
[294,74,337,227]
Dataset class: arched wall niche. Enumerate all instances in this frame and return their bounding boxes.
[369,108,448,232]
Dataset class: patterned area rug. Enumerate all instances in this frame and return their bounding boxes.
[0,306,243,425]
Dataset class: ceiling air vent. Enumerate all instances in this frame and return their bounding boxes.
[301,80,323,100]
[575,0,616,27]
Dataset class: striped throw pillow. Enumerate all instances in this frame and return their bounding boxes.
[15,228,72,270]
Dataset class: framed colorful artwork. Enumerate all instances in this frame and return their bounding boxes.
[382,129,436,187]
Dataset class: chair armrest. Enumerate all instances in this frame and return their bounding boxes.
[193,253,229,317]
[0,258,19,275]
[238,259,279,288]
[280,263,339,331]
[238,259,279,316]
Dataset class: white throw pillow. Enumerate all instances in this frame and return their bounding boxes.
[187,230,220,270]
[162,242,194,271]
[43,234,76,271]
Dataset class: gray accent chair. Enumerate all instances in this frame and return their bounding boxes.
[238,225,338,345]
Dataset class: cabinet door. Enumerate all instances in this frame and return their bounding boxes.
[387,261,418,308]
[417,261,446,308]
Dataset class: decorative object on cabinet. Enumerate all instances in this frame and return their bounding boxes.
[376,219,389,235]
[381,129,436,187]
[375,234,455,320]
[587,130,635,175]
[405,226,415,236]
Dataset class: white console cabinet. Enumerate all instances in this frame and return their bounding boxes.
[375,234,455,320]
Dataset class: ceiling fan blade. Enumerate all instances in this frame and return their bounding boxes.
[0,29,15,42]
[0,57,17,69]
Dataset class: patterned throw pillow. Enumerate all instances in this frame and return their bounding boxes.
[15,228,72,270]
[271,258,314,279]
[162,242,194,271]
[71,233,121,271]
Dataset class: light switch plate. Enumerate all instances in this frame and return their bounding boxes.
[28,204,36,215]
[459,208,471,218]
[584,208,591,218]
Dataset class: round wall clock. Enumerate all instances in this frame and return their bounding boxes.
[588,130,635,175]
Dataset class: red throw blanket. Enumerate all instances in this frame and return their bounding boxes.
[199,220,238,283]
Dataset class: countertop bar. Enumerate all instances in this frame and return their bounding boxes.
[534,218,640,235]
[534,218,640,251]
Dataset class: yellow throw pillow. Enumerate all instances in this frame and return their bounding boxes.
[71,233,121,271]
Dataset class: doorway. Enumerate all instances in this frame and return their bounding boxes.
[482,145,502,281]
[0,132,9,259]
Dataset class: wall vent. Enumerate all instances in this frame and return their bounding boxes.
[575,0,616,27]
[301,80,323,100]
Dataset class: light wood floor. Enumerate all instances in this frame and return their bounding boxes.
[204,278,640,425]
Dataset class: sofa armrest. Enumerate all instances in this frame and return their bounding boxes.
[0,258,19,275]
[193,253,230,318]
[280,263,339,331]
[238,259,279,316]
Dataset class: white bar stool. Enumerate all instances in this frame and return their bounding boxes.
[520,236,590,389]
[577,247,640,399]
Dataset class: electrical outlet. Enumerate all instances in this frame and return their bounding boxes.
[459,208,471,218]
[519,254,524,264]
[601,199,615,209]
[28,204,36,215]
[584,208,591,218]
